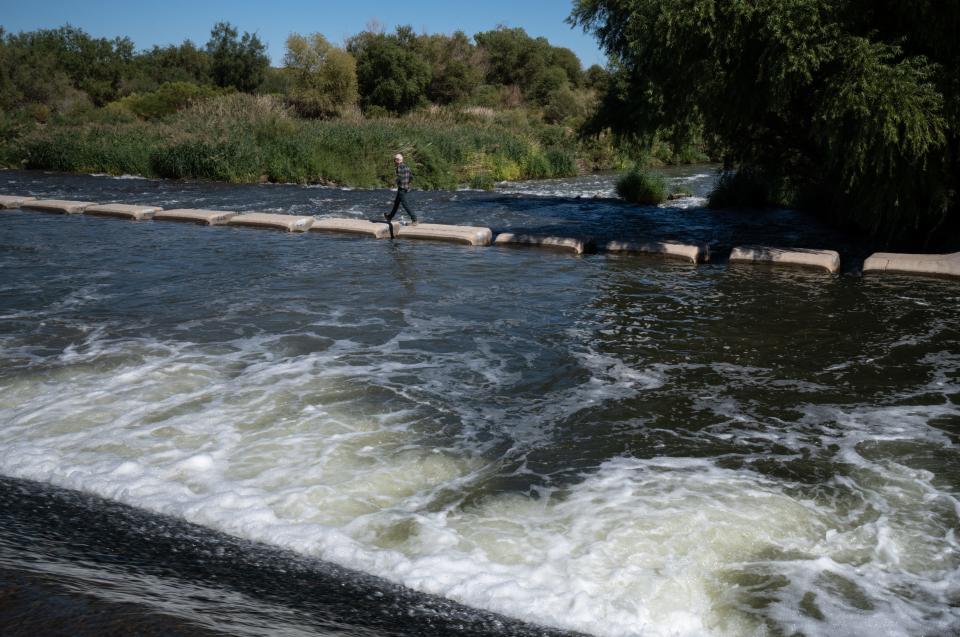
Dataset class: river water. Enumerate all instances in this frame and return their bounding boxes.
[0,167,958,637]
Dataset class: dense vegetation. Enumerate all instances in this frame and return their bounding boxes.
[571,0,960,248]
[615,168,667,205]
[0,22,706,189]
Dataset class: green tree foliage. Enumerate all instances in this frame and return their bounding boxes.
[474,27,550,89]
[0,25,133,107]
[584,64,609,93]
[549,47,583,88]
[284,33,358,117]
[571,0,959,247]
[348,27,431,114]
[128,41,211,92]
[114,81,229,120]
[206,22,269,92]
[418,31,483,105]
[543,84,592,125]
[474,27,586,106]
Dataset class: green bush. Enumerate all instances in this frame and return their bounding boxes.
[115,82,228,120]
[470,173,495,190]
[545,148,576,177]
[616,168,666,205]
[22,124,156,174]
[523,150,552,179]
[707,167,782,209]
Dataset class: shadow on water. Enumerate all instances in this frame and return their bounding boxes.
[0,477,583,637]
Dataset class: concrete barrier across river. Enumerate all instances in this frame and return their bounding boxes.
[21,199,96,214]
[84,203,163,220]
[0,195,36,209]
[605,240,709,263]
[311,218,398,239]
[227,213,314,232]
[397,223,494,246]
[729,246,841,273]
[153,209,241,225]
[494,233,594,255]
[7,191,960,282]
[863,251,960,279]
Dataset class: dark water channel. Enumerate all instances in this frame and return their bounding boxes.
[0,167,958,636]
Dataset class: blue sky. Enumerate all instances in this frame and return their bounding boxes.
[0,0,607,68]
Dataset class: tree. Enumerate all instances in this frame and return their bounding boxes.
[130,41,211,91]
[584,64,609,93]
[206,22,268,92]
[549,47,583,87]
[418,31,483,105]
[531,66,570,105]
[283,33,358,117]
[474,27,586,105]
[0,26,134,106]
[474,27,550,90]
[348,27,430,114]
[571,0,959,248]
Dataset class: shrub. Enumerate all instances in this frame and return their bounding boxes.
[115,82,227,120]
[22,123,156,175]
[284,34,358,118]
[707,167,781,209]
[616,168,666,204]
[545,148,577,177]
[470,173,495,190]
[523,150,552,179]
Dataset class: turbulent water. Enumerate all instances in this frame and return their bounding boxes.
[0,167,958,637]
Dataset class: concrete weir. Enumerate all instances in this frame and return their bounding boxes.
[311,218,397,239]
[605,240,709,264]
[154,209,240,225]
[84,203,162,220]
[863,251,960,279]
[494,233,594,255]
[729,245,841,273]
[0,195,36,209]
[21,199,96,214]
[228,213,314,232]
[396,223,494,246]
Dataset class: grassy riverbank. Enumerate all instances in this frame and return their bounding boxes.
[1,94,637,189]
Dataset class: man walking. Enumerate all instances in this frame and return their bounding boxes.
[384,153,418,225]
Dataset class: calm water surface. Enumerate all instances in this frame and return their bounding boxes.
[0,167,958,636]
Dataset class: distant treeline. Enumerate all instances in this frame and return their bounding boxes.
[0,22,715,188]
[0,23,609,121]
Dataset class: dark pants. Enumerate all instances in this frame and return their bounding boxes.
[386,188,416,222]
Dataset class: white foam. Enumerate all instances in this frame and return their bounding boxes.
[0,325,958,637]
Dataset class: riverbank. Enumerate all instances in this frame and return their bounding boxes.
[0,94,645,190]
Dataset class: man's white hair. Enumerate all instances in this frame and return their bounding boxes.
[394,153,403,161]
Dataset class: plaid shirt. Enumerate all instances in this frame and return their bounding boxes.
[396,163,412,190]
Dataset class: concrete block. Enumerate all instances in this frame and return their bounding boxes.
[605,240,709,263]
[84,203,163,220]
[228,213,314,232]
[21,199,96,214]
[397,223,494,246]
[863,251,960,279]
[494,232,594,255]
[153,209,240,225]
[729,245,840,273]
[0,195,36,209]
[311,218,398,239]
